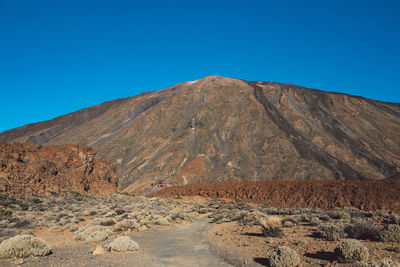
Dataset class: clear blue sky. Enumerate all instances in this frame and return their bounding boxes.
[1,0,399,133]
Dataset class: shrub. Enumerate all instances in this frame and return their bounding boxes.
[373,210,389,219]
[346,208,373,219]
[0,235,51,258]
[379,224,400,242]
[309,216,321,226]
[260,217,285,237]
[334,240,369,263]
[268,246,300,267]
[318,214,331,222]
[345,220,379,241]
[74,226,112,242]
[172,212,192,222]
[112,220,139,232]
[66,191,87,202]
[327,210,351,220]
[0,208,12,217]
[109,236,139,252]
[99,219,116,226]
[294,214,310,223]
[386,214,400,225]
[315,223,345,241]
[281,217,298,226]
[119,192,135,197]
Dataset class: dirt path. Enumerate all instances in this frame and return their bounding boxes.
[0,220,232,267]
[135,219,232,266]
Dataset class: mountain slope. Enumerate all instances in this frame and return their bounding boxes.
[1,76,400,192]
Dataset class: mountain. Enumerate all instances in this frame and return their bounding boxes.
[1,76,400,193]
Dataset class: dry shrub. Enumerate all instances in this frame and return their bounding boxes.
[74,225,112,242]
[345,220,379,241]
[334,240,369,263]
[259,217,284,237]
[268,246,300,267]
[379,224,400,242]
[109,236,139,252]
[0,235,51,258]
[315,223,345,241]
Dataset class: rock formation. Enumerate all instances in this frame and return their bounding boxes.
[0,142,118,196]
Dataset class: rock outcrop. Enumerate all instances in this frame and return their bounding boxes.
[0,142,118,196]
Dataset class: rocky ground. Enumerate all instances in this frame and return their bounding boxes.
[151,180,400,211]
[0,193,400,266]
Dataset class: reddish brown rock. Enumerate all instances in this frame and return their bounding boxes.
[150,180,400,211]
[0,142,118,197]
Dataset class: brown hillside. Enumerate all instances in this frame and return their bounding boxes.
[0,142,118,197]
[1,76,400,192]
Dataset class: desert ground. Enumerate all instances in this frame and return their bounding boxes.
[1,181,400,267]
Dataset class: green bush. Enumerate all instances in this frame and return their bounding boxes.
[334,240,369,263]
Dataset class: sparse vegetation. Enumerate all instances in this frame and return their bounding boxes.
[315,223,345,241]
[378,224,400,242]
[309,216,321,226]
[0,208,12,217]
[334,240,369,263]
[345,220,380,241]
[74,225,113,242]
[0,235,51,258]
[66,190,87,202]
[385,214,400,225]
[327,210,351,220]
[268,246,300,267]
[108,236,139,252]
[260,217,285,237]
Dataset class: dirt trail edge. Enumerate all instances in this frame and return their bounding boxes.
[134,219,232,267]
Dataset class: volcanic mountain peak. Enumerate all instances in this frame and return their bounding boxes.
[1,76,400,193]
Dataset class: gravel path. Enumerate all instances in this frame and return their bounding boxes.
[135,219,232,267]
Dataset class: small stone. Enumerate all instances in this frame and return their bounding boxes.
[137,226,147,231]
[14,259,24,265]
[92,246,107,255]
[155,217,170,226]
[283,221,294,228]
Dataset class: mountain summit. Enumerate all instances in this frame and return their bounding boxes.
[1,76,400,193]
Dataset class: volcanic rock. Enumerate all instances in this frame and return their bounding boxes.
[0,142,118,197]
[1,76,399,192]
